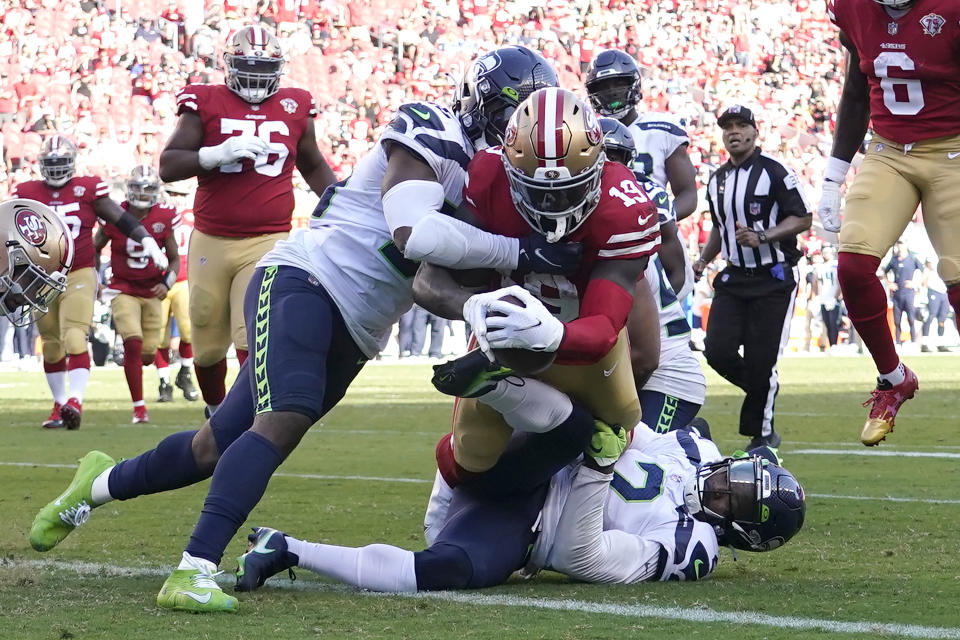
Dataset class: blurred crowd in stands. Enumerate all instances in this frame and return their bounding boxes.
[0,0,952,361]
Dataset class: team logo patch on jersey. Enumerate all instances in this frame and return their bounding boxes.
[151,222,166,234]
[14,207,47,246]
[73,185,85,197]
[280,98,298,114]
[920,13,945,36]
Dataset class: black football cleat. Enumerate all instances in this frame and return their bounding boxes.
[175,367,200,401]
[158,381,174,403]
[235,527,297,592]
[431,349,514,398]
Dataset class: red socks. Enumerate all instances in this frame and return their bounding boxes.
[837,251,898,374]
[434,432,479,489]
[179,342,193,359]
[155,347,170,369]
[195,358,227,405]
[44,357,66,374]
[67,351,90,371]
[236,348,248,367]
[949,285,960,333]
[123,338,144,403]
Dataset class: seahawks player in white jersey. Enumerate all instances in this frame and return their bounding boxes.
[586,50,698,220]
[235,417,805,591]
[28,45,573,614]
[602,118,705,430]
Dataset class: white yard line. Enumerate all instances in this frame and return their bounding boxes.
[5,558,960,639]
[793,449,960,459]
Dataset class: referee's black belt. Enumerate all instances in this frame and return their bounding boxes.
[727,263,790,278]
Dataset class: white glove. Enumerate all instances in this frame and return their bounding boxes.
[198,134,268,170]
[140,236,168,271]
[484,287,564,352]
[818,179,843,233]
[462,285,533,359]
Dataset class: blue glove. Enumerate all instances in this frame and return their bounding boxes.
[516,234,582,275]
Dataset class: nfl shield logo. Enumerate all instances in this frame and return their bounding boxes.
[152,222,165,234]
[73,186,85,197]
[919,13,945,36]
[887,22,898,35]
[749,202,761,216]
[280,98,298,114]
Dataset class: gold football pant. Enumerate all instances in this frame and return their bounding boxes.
[111,293,163,356]
[37,267,96,362]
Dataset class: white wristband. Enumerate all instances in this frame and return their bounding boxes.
[824,157,851,183]
[198,146,220,170]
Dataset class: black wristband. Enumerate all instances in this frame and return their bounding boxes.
[115,211,144,237]
[163,270,178,289]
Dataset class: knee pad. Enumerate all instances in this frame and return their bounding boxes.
[42,339,65,363]
[414,543,473,590]
[63,327,88,355]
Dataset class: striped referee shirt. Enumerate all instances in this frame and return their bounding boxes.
[706,148,811,268]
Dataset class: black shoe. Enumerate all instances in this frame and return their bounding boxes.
[158,381,174,403]
[175,367,199,401]
[235,527,297,592]
[686,417,712,441]
[431,349,514,398]
[921,344,932,353]
[746,431,782,450]
[938,345,952,353]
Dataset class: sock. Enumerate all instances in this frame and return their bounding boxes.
[156,347,170,369]
[195,358,227,405]
[185,431,284,565]
[479,377,573,433]
[286,537,417,592]
[66,351,91,402]
[157,366,170,384]
[107,430,207,500]
[44,358,67,404]
[236,348,248,367]
[838,252,899,374]
[878,361,906,386]
[123,338,144,403]
[90,467,115,505]
[178,551,217,573]
[179,341,193,363]
[435,432,478,489]
[949,285,960,333]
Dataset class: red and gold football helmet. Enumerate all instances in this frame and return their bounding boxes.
[223,25,284,104]
[38,135,77,188]
[126,165,162,209]
[502,88,605,243]
[0,199,74,325]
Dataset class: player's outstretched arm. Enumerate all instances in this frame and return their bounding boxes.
[657,218,688,295]
[295,119,336,196]
[830,34,871,164]
[412,262,486,321]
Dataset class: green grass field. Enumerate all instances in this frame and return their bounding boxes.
[2,355,959,640]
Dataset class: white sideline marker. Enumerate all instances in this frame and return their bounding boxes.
[6,559,960,639]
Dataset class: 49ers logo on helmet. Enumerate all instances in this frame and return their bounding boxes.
[14,207,47,246]
[583,107,602,146]
[504,120,518,146]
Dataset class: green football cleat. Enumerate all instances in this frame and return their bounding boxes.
[29,450,115,552]
[431,349,514,398]
[157,555,238,613]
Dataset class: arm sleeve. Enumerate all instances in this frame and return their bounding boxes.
[557,277,634,365]
[550,466,663,584]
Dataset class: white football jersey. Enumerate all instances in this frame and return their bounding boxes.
[816,259,840,310]
[534,428,721,583]
[259,102,472,358]
[627,112,689,188]
[639,179,705,405]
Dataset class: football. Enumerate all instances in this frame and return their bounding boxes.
[488,294,557,376]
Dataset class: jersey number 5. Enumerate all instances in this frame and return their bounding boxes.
[874,52,923,116]
[219,118,290,177]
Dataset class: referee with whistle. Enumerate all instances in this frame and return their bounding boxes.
[693,105,812,449]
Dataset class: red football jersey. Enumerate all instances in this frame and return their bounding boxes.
[828,0,960,143]
[11,176,110,271]
[175,83,317,237]
[104,202,178,297]
[464,148,660,322]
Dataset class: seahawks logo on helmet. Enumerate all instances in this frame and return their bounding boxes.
[474,53,502,74]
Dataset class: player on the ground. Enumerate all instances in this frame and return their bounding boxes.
[233,417,804,592]
[159,24,336,417]
[600,118,706,430]
[156,208,198,403]
[818,0,960,445]
[0,198,74,326]
[29,46,575,613]
[13,136,168,430]
[585,49,698,219]
[417,88,660,488]
[94,166,180,424]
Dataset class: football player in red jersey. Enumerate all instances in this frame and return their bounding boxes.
[416,88,661,482]
[13,137,168,430]
[155,208,198,403]
[95,166,180,424]
[818,0,960,445]
[159,24,335,417]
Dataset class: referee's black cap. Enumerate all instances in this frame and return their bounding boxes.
[718,105,757,129]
